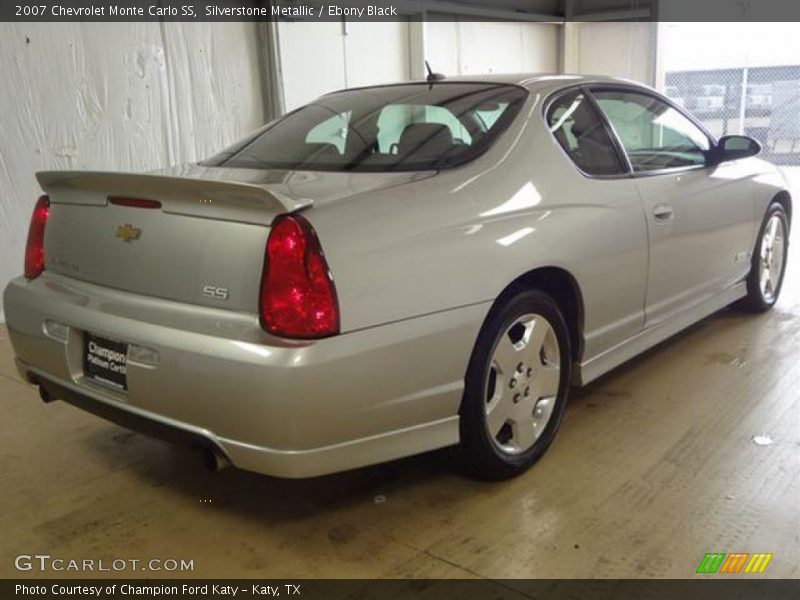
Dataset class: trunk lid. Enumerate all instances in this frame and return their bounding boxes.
[38,167,430,312]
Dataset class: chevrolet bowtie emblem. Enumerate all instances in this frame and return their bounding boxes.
[115,223,142,242]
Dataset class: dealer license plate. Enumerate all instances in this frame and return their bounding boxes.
[83,332,128,391]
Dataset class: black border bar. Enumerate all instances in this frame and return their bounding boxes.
[6,0,800,22]
[4,580,800,600]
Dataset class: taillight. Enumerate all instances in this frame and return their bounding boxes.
[260,214,339,339]
[24,195,49,279]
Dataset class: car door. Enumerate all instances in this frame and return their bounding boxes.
[589,87,755,327]
[545,88,649,359]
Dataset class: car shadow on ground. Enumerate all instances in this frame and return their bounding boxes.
[85,420,465,521]
[568,306,754,407]
[80,305,772,522]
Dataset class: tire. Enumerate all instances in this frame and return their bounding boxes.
[736,202,790,313]
[458,289,572,480]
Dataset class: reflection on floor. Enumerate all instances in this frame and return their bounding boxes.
[1,246,799,579]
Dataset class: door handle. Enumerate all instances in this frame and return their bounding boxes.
[653,203,674,222]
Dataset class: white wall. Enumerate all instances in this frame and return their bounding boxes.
[0,22,264,320]
[278,20,411,111]
[425,19,560,75]
[277,19,559,111]
[567,21,655,84]
[423,19,653,85]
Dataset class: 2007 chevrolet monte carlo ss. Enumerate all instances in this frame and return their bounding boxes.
[4,74,791,479]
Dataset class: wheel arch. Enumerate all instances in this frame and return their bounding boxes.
[493,266,585,364]
[772,190,792,229]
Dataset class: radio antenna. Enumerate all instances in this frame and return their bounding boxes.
[425,61,445,89]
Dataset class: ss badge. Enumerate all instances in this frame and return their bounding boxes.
[202,285,230,300]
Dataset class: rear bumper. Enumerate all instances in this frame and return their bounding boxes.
[30,371,230,470]
[5,274,490,478]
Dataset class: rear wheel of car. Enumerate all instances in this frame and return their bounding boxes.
[737,202,789,313]
[458,290,571,480]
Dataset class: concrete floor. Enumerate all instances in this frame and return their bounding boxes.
[1,251,799,580]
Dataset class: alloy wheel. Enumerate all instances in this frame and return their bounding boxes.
[759,213,786,303]
[484,313,561,455]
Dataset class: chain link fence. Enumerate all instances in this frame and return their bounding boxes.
[665,65,800,166]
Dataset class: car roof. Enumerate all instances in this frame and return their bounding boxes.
[324,74,658,104]
[331,73,654,97]
[426,72,653,91]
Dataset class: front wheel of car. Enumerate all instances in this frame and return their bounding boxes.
[737,202,790,313]
[458,290,572,480]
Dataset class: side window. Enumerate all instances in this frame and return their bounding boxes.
[592,90,711,172]
[376,105,413,154]
[376,104,472,155]
[546,92,626,176]
[475,101,509,130]
[424,106,472,145]
[305,111,350,153]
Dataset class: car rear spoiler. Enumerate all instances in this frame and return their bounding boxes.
[36,171,312,222]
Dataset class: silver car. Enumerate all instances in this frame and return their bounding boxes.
[4,74,791,479]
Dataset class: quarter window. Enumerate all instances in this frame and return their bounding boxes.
[592,90,711,172]
[547,92,626,176]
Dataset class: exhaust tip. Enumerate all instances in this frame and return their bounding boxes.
[198,445,230,472]
[38,385,54,403]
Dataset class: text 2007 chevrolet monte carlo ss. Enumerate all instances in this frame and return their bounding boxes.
[4,74,791,479]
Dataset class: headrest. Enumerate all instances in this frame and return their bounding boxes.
[570,107,598,137]
[397,123,454,159]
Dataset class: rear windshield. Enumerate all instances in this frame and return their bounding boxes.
[202,83,528,172]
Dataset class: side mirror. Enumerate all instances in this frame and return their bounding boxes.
[715,135,761,163]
